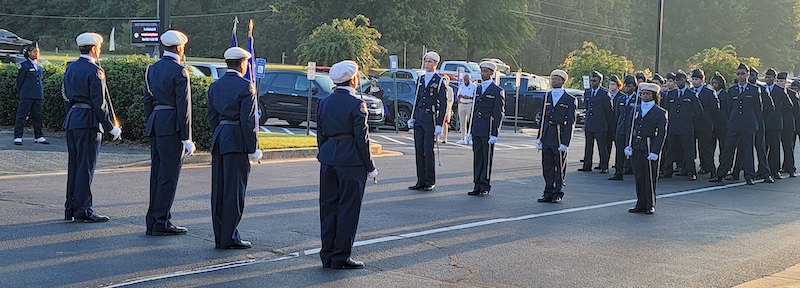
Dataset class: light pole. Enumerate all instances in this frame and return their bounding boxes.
[655,0,664,73]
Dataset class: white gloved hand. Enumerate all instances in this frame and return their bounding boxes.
[535,140,543,150]
[109,127,122,141]
[367,169,379,180]
[488,136,497,144]
[182,140,196,157]
[558,144,568,151]
[464,134,472,144]
[647,153,659,161]
[249,149,263,162]
[624,146,633,157]
[434,125,443,135]
[407,119,415,128]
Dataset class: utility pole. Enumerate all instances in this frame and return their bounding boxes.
[157,0,170,56]
[655,0,664,73]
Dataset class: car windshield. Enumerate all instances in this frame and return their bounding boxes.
[467,63,480,72]
[315,75,335,93]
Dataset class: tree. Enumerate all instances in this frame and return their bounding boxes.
[559,42,634,89]
[460,0,534,61]
[687,45,760,87]
[295,15,386,72]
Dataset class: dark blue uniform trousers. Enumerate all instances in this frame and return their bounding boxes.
[211,151,249,247]
[663,134,696,175]
[632,149,658,210]
[542,145,566,198]
[766,130,782,177]
[413,122,436,186]
[717,131,756,180]
[65,128,101,218]
[582,131,609,170]
[14,98,43,138]
[781,131,795,173]
[472,135,494,192]
[146,134,183,233]
[319,164,366,267]
[755,129,771,177]
[613,133,630,177]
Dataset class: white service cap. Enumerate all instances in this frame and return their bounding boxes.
[423,51,440,62]
[639,83,661,94]
[160,30,188,46]
[76,33,103,46]
[479,61,496,71]
[551,69,569,82]
[329,60,359,84]
[224,47,252,60]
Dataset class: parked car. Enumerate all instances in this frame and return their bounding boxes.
[187,63,227,79]
[495,75,584,126]
[480,58,511,75]
[377,69,425,80]
[359,78,459,130]
[0,29,32,55]
[438,61,482,82]
[258,70,384,128]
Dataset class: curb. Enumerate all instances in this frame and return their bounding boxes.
[734,262,800,287]
[173,143,389,166]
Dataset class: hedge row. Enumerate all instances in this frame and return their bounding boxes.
[0,55,214,151]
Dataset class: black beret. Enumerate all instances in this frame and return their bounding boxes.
[691,69,705,79]
[666,72,676,80]
[750,67,759,75]
[651,74,664,83]
[737,63,749,71]
[675,69,687,79]
[609,75,621,84]
[623,75,636,85]
[635,71,646,79]
[766,68,777,76]
[591,70,603,79]
[778,72,788,79]
[712,71,725,82]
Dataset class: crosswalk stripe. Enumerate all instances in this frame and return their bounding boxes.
[282,128,295,135]
[261,127,272,133]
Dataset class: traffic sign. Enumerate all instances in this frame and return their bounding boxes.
[307,62,316,80]
[583,76,591,89]
[255,58,266,79]
[389,55,398,72]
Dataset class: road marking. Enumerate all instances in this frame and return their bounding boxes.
[493,143,518,149]
[376,135,407,145]
[261,127,272,133]
[282,128,295,135]
[100,180,754,287]
[309,131,316,136]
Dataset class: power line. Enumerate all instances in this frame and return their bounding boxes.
[510,10,631,35]
[0,10,272,20]
[525,18,632,41]
[539,1,605,17]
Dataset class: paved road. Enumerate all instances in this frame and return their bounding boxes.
[2,127,800,287]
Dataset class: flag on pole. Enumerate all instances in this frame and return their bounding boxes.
[244,19,255,85]
[109,27,116,51]
[230,17,239,48]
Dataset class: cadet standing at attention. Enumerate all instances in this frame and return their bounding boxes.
[207,47,262,249]
[62,32,122,222]
[690,69,719,177]
[465,61,504,196]
[143,30,195,236]
[608,76,637,181]
[407,52,447,191]
[536,69,576,204]
[14,41,48,145]
[317,60,378,269]
[711,72,730,172]
[660,70,703,181]
[626,83,667,214]
[763,68,791,180]
[776,72,798,177]
[578,71,614,174]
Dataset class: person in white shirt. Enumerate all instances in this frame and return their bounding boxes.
[438,75,455,143]
[456,74,476,145]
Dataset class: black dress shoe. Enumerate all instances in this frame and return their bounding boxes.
[151,225,188,236]
[608,175,623,181]
[623,169,633,175]
[219,240,251,249]
[65,210,73,221]
[330,258,365,269]
[468,190,480,195]
[408,185,423,190]
[551,196,562,203]
[479,190,489,196]
[790,172,797,178]
[577,168,592,172]
[725,174,740,181]
[599,169,609,174]
[746,179,755,185]
[765,176,775,183]
[709,177,723,182]
[593,166,601,170]
[697,169,710,175]
[689,174,697,181]
[422,185,435,191]
[645,207,655,214]
[774,174,783,180]
[75,213,110,223]
[537,196,552,202]
[628,207,645,213]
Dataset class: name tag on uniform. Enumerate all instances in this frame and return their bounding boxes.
[559,103,569,108]
[745,95,752,98]
[732,96,739,100]
[669,99,675,103]
[486,95,495,99]
[29,68,36,72]
[619,102,625,106]
[683,98,692,102]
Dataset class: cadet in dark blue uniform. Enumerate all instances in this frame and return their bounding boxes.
[14,42,48,145]
[711,63,763,185]
[690,69,719,176]
[578,71,614,173]
[711,72,730,174]
[609,76,637,181]
[407,52,447,191]
[207,47,261,249]
[626,83,667,214]
[465,61,504,196]
[62,33,121,222]
[606,75,622,158]
[317,60,377,269]
[763,68,791,180]
[536,69,575,204]
[749,67,775,182]
[143,30,195,236]
[661,70,703,180]
[777,72,798,177]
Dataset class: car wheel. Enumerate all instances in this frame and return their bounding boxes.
[396,107,411,130]
[287,120,303,128]
[258,104,268,125]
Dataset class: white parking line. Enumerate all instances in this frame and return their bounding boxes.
[261,127,272,133]
[376,135,407,145]
[102,180,755,287]
[282,128,295,135]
